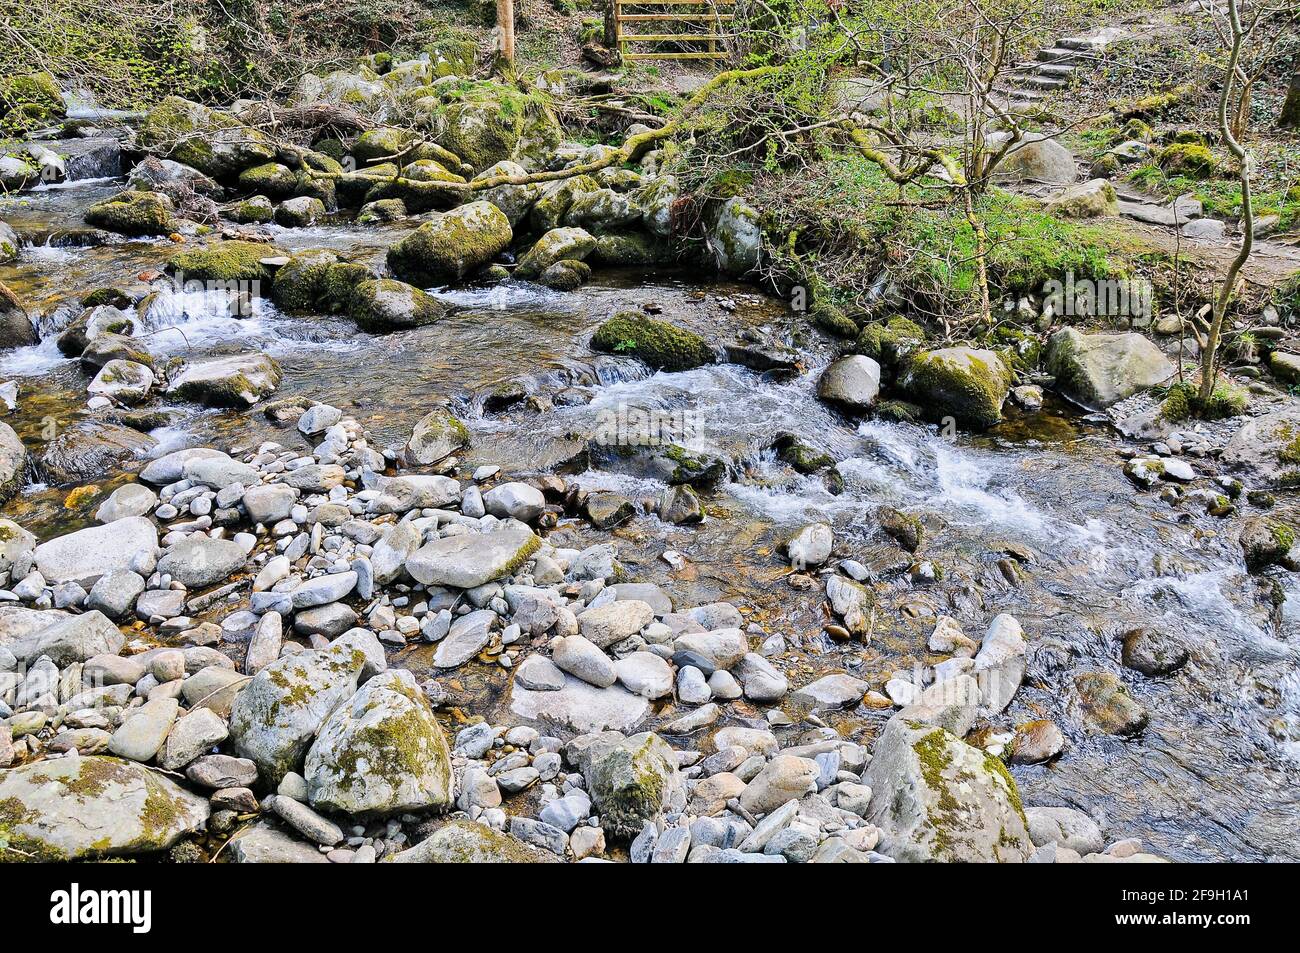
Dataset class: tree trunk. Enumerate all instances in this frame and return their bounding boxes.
[1281,59,1300,129]
[497,0,516,69]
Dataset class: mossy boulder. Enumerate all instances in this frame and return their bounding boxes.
[474,160,541,227]
[435,82,560,173]
[270,248,344,313]
[366,158,465,212]
[350,278,449,331]
[1157,142,1219,178]
[304,669,453,815]
[168,240,286,284]
[856,316,927,367]
[237,161,300,199]
[582,732,681,840]
[538,259,591,291]
[352,127,418,165]
[88,359,155,405]
[590,231,670,267]
[515,226,597,279]
[629,174,679,238]
[167,353,283,407]
[899,347,1013,429]
[273,196,326,227]
[864,718,1031,862]
[563,187,640,232]
[388,819,546,863]
[1047,178,1119,218]
[386,201,513,285]
[356,198,408,224]
[1045,328,1173,409]
[405,407,470,464]
[0,220,18,264]
[84,190,175,236]
[530,174,599,233]
[590,311,714,372]
[1239,516,1296,573]
[137,96,277,180]
[0,756,208,861]
[232,195,275,224]
[228,640,369,784]
[710,197,762,276]
[1221,407,1300,485]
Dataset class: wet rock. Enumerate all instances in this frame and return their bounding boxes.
[0,420,24,501]
[735,652,788,701]
[787,522,832,568]
[515,654,566,691]
[167,353,282,407]
[1073,671,1148,736]
[1120,627,1188,676]
[1238,517,1295,574]
[137,96,276,179]
[228,639,369,783]
[584,491,635,529]
[1045,329,1173,409]
[386,201,513,285]
[1025,806,1104,855]
[1008,719,1065,764]
[40,420,156,485]
[613,651,673,699]
[657,484,704,524]
[0,281,36,348]
[817,356,882,413]
[864,717,1031,862]
[972,614,1027,715]
[305,669,453,815]
[0,756,208,860]
[84,190,175,236]
[405,407,469,465]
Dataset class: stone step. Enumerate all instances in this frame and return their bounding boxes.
[1022,74,1069,90]
[1037,46,1086,64]
[1038,63,1077,78]
[1058,35,1108,51]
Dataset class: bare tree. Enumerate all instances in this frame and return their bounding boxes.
[1282,56,1300,128]
[1199,0,1259,406]
[497,0,516,70]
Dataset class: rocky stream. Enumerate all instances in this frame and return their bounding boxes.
[0,71,1298,864]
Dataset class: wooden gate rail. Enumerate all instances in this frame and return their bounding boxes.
[612,0,736,61]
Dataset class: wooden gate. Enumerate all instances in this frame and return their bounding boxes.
[613,0,735,62]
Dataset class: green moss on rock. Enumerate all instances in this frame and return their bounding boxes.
[590,311,714,372]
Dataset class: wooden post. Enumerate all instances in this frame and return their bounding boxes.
[497,0,516,68]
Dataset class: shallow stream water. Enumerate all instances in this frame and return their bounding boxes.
[3,176,1298,861]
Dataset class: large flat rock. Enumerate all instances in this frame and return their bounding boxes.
[509,673,650,734]
[33,515,158,588]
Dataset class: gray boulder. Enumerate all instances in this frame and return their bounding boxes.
[33,515,158,588]
[0,756,208,860]
[304,669,453,815]
[406,523,540,589]
[1045,328,1173,409]
[864,717,1031,862]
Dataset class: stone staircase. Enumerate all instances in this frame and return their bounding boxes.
[997,26,1129,106]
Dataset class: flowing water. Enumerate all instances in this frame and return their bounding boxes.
[3,176,1298,862]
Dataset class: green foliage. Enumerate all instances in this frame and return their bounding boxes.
[1160,380,1247,422]
[1156,142,1220,179]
